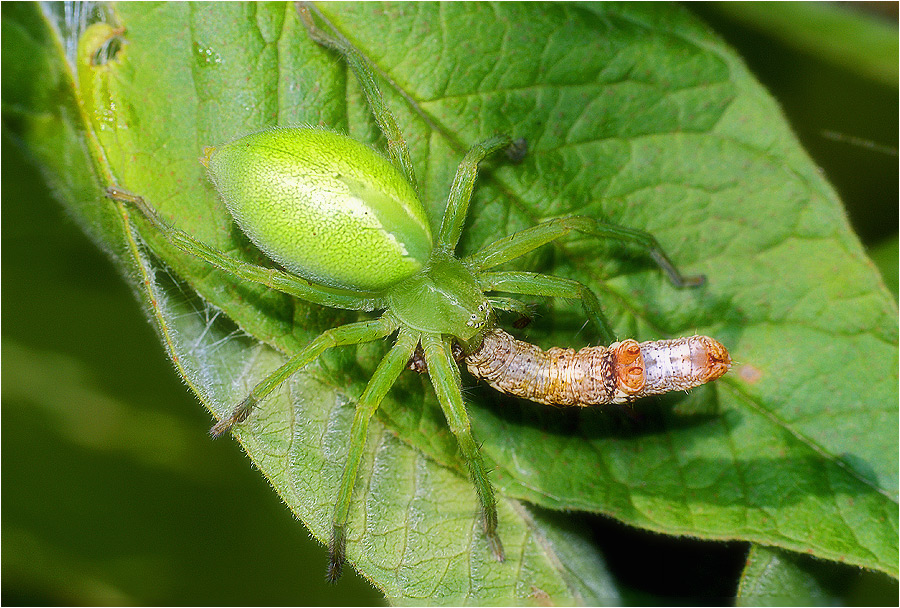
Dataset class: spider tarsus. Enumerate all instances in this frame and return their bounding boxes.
[208,396,256,438]
[106,185,168,230]
[670,272,705,289]
[504,137,528,164]
[480,501,504,562]
[512,314,532,329]
[208,418,232,438]
[686,273,707,288]
[296,2,331,49]
[106,185,145,209]
[650,249,705,289]
[487,530,506,563]
[326,524,347,583]
[105,185,134,202]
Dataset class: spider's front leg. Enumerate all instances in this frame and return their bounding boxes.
[328,328,419,582]
[466,215,705,288]
[477,270,617,343]
[436,134,514,251]
[465,215,705,340]
[421,333,504,562]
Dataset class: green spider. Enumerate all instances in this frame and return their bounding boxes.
[108,6,705,581]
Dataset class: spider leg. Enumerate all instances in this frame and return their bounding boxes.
[436,134,514,252]
[486,296,531,318]
[328,328,419,582]
[210,316,399,437]
[477,270,616,343]
[297,3,417,192]
[108,187,380,311]
[465,215,704,288]
[421,333,505,563]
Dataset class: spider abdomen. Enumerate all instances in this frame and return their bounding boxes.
[202,127,433,292]
[466,329,730,405]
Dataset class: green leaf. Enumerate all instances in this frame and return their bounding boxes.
[6,0,896,601]
[738,545,841,606]
[737,544,899,606]
[704,1,898,88]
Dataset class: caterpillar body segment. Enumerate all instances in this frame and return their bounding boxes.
[465,329,731,406]
[639,335,731,396]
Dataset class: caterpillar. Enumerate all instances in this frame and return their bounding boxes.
[463,329,731,405]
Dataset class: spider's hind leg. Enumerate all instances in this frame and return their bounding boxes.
[210,316,398,437]
[297,2,417,190]
[107,187,377,311]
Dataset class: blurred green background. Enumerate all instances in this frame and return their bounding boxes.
[3,3,896,605]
